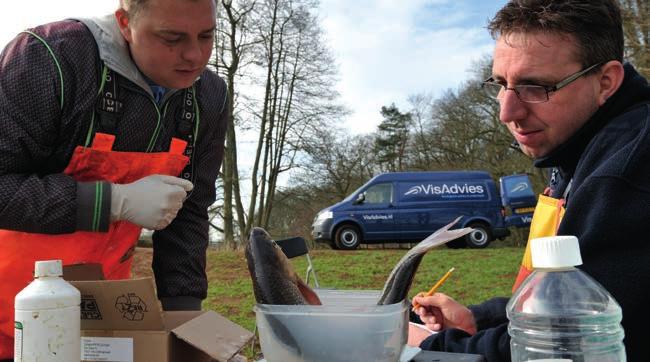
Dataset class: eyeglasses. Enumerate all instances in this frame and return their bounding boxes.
[482,62,602,103]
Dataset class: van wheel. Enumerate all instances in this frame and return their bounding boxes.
[465,223,491,249]
[335,225,361,250]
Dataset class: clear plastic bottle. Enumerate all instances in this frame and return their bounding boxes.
[14,260,81,362]
[506,236,626,362]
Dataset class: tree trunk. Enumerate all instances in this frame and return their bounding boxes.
[245,0,279,237]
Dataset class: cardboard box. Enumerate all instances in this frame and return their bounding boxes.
[68,277,253,362]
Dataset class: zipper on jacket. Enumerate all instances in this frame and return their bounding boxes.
[121,82,180,153]
[84,66,111,147]
[145,99,162,153]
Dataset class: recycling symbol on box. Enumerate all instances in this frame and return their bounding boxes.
[115,293,148,321]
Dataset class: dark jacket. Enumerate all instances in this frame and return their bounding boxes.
[420,63,650,361]
[0,18,228,307]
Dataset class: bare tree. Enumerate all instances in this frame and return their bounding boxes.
[214,0,259,245]
[214,0,344,242]
[265,130,378,240]
[300,130,377,201]
[407,93,437,170]
[620,0,650,77]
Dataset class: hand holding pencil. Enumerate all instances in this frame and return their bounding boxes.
[411,267,455,311]
[411,267,478,336]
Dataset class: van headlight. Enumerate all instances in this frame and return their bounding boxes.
[315,211,333,223]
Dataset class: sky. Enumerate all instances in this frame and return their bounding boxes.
[318,0,507,132]
[0,0,507,135]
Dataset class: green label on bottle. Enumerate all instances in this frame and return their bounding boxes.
[14,321,23,361]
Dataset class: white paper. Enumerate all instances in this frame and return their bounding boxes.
[409,321,437,335]
[81,337,133,362]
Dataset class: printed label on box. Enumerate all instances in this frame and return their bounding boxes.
[81,337,133,362]
[81,295,103,320]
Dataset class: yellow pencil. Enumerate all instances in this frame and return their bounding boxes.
[411,267,455,311]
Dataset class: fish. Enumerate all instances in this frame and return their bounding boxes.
[246,217,472,306]
[245,221,471,360]
[377,216,472,305]
[245,227,322,305]
[245,227,320,358]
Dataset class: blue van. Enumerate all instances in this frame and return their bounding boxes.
[311,171,535,250]
[500,173,537,228]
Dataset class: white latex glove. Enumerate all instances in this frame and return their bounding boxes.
[110,175,194,230]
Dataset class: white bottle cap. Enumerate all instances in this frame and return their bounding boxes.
[531,235,583,268]
[34,260,63,277]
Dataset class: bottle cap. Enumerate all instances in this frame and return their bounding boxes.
[34,260,63,277]
[531,235,583,268]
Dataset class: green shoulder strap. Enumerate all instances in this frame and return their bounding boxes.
[21,30,65,110]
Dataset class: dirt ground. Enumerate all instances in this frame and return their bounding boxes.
[131,247,154,279]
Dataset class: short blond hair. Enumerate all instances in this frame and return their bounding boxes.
[119,0,148,20]
[120,0,216,21]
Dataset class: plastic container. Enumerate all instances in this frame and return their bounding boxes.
[507,236,626,362]
[255,289,408,362]
[14,260,81,362]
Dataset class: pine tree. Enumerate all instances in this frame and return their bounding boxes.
[374,104,412,172]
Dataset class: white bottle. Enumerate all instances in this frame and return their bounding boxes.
[14,260,81,362]
[507,236,626,362]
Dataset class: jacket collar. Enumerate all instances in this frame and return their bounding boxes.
[75,15,156,96]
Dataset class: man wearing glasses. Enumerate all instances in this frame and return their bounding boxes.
[409,0,650,360]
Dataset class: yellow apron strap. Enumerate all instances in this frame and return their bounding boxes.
[512,194,566,291]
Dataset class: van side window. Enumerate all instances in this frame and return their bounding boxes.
[364,183,392,204]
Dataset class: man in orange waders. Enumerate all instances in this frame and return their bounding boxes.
[409,1,650,361]
[0,0,229,359]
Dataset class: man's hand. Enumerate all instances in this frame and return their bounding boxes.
[110,175,193,230]
[412,292,477,335]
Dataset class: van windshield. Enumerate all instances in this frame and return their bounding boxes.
[343,182,393,204]
[343,184,368,202]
